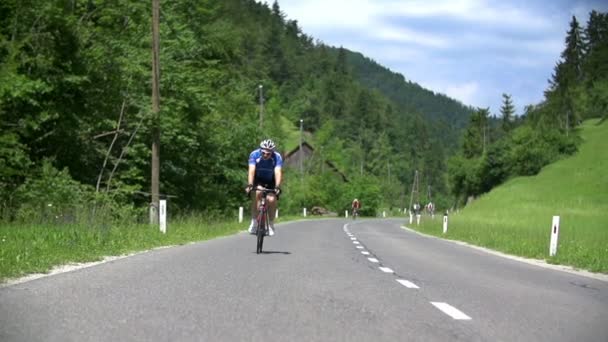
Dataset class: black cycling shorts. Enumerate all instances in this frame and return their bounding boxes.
[253,179,279,199]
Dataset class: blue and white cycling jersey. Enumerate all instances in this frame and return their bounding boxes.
[248,149,283,185]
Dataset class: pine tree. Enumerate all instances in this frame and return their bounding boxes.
[462,108,489,158]
[267,0,289,84]
[582,11,608,119]
[582,11,608,83]
[499,93,515,133]
[548,16,584,133]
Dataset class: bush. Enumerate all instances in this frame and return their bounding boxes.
[508,126,578,176]
[13,159,142,225]
[14,160,87,223]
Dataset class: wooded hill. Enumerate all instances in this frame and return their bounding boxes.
[1,1,605,221]
[0,0,474,219]
[344,49,473,154]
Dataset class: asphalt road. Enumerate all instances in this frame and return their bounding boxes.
[1,218,607,341]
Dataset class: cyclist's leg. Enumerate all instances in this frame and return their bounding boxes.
[249,186,262,233]
[267,194,277,220]
[267,193,277,235]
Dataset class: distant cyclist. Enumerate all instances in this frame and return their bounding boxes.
[413,202,421,215]
[352,198,361,218]
[427,201,435,216]
[245,139,283,236]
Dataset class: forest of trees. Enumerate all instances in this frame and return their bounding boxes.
[0,0,605,223]
[0,0,473,221]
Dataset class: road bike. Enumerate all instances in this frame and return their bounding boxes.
[252,186,277,254]
[352,208,359,220]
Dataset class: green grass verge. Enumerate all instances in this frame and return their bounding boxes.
[413,119,608,273]
[0,214,329,283]
[0,217,241,283]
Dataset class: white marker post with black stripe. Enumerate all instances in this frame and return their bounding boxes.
[159,199,167,234]
[549,216,560,256]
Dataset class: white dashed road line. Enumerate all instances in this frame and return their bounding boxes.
[396,279,420,289]
[379,267,394,273]
[431,302,472,320]
[345,222,473,322]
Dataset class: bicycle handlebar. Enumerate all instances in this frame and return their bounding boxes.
[254,185,277,193]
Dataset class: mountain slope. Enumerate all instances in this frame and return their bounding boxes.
[342,49,474,152]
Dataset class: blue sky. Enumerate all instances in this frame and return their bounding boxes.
[261,0,608,116]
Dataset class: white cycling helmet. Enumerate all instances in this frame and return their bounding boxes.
[260,139,276,151]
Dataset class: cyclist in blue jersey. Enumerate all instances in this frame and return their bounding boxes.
[245,139,283,236]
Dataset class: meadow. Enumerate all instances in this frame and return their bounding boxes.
[413,119,607,273]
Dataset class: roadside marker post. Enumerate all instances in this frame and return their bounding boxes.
[345,210,348,218]
[549,216,560,256]
[303,208,307,217]
[443,212,448,234]
[238,206,243,223]
[159,199,167,234]
[416,214,421,225]
[409,213,413,224]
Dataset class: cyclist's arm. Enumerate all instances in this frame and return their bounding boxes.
[274,166,282,187]
[274,153,283,188]
[248,164,256,185]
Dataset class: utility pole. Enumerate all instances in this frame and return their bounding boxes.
[259,85,264,130]
[299,119,303,174]
[320,146,325,173]
[150,0,161,225]
[408,170,419,210]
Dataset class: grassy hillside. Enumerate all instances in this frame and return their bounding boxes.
[415,119,608,273]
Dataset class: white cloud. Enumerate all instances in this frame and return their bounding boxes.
[260,0,603,112]
[443,81,481,107]
[271,0,555,33]
[382,0,554,31]
[421,80,481,107]
[372,25,451,48]
[273,0,377,31]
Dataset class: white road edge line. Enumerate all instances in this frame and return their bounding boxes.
[430,302,472,320]
[379,267,393,273]
[368,257,379,263]
[356,246,364,249]
[399,225,608,283]
[361,251,370,255]
[396,279,420,289]
[353,241,360,244]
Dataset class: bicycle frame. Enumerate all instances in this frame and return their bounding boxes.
[352,208,359,219]
[254,186,276,254]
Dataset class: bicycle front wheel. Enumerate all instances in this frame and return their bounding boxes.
[256,214,265,254]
